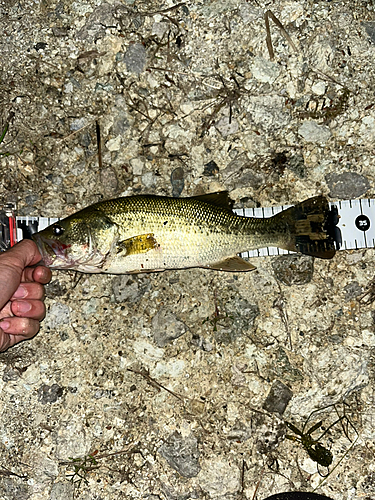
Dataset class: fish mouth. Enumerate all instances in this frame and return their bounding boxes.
[32,234,73,269]
[32,234,108,271]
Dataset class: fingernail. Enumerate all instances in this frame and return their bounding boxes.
[15,301,32,313]
[0,321,10,331]
[13,286,27,299]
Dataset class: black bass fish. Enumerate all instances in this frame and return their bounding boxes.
[32,193,337,274]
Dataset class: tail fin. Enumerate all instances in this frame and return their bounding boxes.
[274,196,339,259]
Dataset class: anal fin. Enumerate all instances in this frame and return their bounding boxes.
[205,256,256,272]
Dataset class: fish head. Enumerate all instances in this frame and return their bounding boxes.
[32,212,115,272]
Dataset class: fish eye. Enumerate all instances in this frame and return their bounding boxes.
[52,224,65,236]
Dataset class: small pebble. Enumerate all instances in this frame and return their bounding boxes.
[325,172,370,199]
[272,255,314,286]
[38,384,64,404]
[125,43,147,74]
[152,308,188,347]
[203,160,219,176]
[158,431,200,478]
[263,380,293,415]
[298,120,331,143]
[170,166,185,197]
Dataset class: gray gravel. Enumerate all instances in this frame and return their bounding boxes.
[1,0,375,499]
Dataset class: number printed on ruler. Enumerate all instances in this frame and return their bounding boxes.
[334,199,375,250]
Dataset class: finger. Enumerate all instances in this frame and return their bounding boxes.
[11,282,45,301]
[22,265,52,284]
[0,301,12,319]
[0,318,40,351]
[34,265,52,284]
[0,240,43,310]
[1,240,42,270]
[11,299,46,321]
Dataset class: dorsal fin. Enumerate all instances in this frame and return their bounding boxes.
[190,191,234,210]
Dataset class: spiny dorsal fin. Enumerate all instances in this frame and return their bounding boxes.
[190,191,234,210]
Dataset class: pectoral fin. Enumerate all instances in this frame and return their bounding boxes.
[206,256,256,272]
[116,233,158,256]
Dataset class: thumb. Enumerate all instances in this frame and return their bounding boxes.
[0,240,42,268]
[0,240,42,309]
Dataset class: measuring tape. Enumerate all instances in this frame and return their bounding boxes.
[0,203,60,252]
[234,198,375,258]
[0,199,374,256]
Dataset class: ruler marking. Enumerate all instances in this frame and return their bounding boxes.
[359,199,368,248]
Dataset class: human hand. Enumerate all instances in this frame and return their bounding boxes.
[0,240,52,352]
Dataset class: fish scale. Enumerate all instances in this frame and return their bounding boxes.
[87,196,272,272]
[28,194,337,274]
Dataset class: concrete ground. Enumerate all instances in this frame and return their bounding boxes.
[0,0,375,499]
